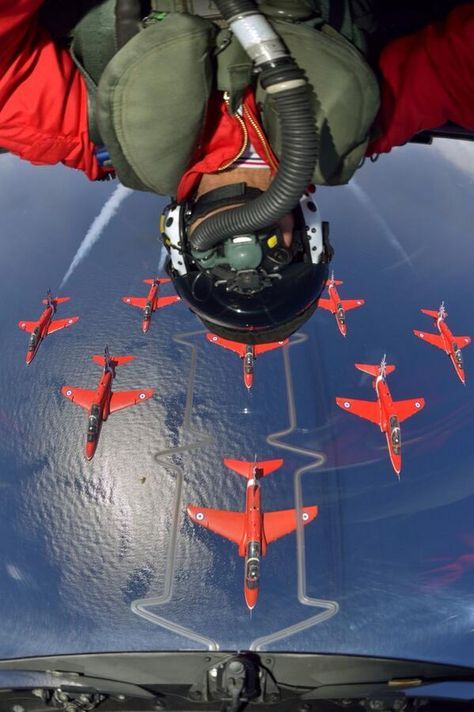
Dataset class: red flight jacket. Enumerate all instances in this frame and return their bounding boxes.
[1,1,473,192]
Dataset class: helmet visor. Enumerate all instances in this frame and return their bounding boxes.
[171,261,328,344]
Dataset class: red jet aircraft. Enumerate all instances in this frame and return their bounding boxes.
[122,278,180,333]
[317,271,365,336]
[206,334,288,389]
[336,356,425,476]
[18,290,79,365]
[187,457,318,610]
[61,346,154,460]
[413,302,471,384]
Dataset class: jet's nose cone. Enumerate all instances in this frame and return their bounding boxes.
[142,322,149,334]
[245,587,258,610]
[85,443,96,461]
[391,454,401,476]
[244,375,253,390]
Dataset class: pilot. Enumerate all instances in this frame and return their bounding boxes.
[1,1,473,342]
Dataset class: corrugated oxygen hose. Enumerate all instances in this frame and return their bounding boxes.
[190,0,319,253]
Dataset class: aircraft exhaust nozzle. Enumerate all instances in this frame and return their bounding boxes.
[355,362,396,377]
[224,458,284,479]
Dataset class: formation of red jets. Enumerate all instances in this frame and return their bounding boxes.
[17,279,178,458]
[17,272,471,608]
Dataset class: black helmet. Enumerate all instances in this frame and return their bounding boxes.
[160,184,332,345]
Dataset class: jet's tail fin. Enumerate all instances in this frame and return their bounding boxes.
[224,458,284,479]
[355,362,396,377]
[143,278,170,285]
[43,296,70,305]
[325,279,343,286]
[91,354,135,367]
[421,308,441,319]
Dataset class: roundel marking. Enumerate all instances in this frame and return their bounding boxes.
[415,401,421,408]
[196,512,204,521]
[302,512,309,521]
[68,319,73,324]
[21,323,26,328]
[126,298,130,303]
[139,392,146,400]
[66,389,72,396]
[419,333,425,338]
[212,336,218,342]
[344,401,351,409]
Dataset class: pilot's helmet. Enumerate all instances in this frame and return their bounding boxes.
[161,184,333,344]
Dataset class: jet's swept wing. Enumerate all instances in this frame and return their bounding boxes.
[109,389,154,414]
[61,386,96,410]
[46,317,79,335]
[206,334,246,357]
[224,458,284,479]
[154,295,180,309]
[254,339,288,356]
[263,506,318,544]
[122,297,147,309]
[413,330,446,350]
[187,506,245,546]
[414,331,471,350]
[316,298,332,311]
[336,397,380,425]
[393,398,425,423]
[340,299,365,311]
[18,320,39,333]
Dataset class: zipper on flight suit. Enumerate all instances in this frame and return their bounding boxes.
[218,92,279,173]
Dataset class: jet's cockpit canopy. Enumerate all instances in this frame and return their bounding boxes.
[244,351,253,374]
[87,415,99,441]
[389,415,401,451]
[453,343,463,366]
[143,303,152,319]
[336,304,345,323]
[28,327,40,350]
[87,405,101,441]
[246,542,260,589]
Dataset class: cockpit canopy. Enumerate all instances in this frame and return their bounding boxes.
[28,326,40,350]
[336,304,345,323]
[245,542,260,589]
[143,303,152,319]
[87,405,101,441]
[87,415,99,441]
[389,415,401,451]
[453,343,463,366]
[244,351,254,374]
